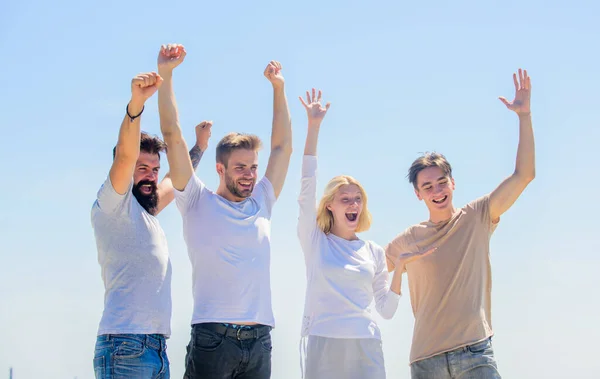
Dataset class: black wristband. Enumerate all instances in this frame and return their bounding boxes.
[126,103,145,122]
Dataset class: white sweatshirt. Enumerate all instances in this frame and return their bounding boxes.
[297,155,400,340]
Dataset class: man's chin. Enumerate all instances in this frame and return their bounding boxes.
[236,186,254,197]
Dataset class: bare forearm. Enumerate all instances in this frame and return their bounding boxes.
[514,113,535,181]
[158,72,183,139]
[114,99,144,160]
[304,122,321,156]
[271,86,292,151]
[157,71,193,190]
[189,145,204,171]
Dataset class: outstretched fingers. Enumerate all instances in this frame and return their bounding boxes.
[519,68,526,90]
[299,95,309,110]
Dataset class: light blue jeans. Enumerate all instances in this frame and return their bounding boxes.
[94,334,170,379]
[411,338,501,379]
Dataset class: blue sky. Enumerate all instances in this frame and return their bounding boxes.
[1,0,599,377]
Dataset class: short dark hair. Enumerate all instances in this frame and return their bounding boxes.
[216,132,262,166]
[408,152,453,189]
[113,131,167,159]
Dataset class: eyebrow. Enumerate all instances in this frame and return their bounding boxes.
[234,163,258,167]
[137,163,160,169]
[420,176,446,188]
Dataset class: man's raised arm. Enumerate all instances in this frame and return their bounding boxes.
[157,43,194,191]
[156,121,213,213]
[263,61,293,199]
[110,72,163,195]
[490,68,536,221]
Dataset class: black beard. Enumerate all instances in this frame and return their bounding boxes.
[225,172,254,199]
[132,180,159,215]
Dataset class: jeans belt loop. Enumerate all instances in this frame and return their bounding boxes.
[236,328,243,340]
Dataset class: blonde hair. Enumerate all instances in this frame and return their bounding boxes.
[316,175,372,234]
[216,133,263,166]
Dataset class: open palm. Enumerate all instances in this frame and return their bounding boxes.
[299,88,330,123]
[499,68,531,115]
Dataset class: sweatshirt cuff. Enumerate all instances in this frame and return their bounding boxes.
[302,155,318,176]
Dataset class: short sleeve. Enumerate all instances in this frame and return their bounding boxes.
[174,174,207,214]
[467,194,499,234]
[252,177,276,217]
[95,176,132,215]
[385,230,411,271]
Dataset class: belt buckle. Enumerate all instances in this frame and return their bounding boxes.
[236,328,243,340]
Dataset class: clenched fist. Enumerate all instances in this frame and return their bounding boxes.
[195,121,213,152]
[131,72,163,104]
[264,60,284,89]
[158,43,187,74]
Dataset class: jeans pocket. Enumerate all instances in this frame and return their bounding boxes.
[192,329,224,352]
[467,338,492,355]
[113,338,146,359]
[258,333,273,352]
[93,356,105,378]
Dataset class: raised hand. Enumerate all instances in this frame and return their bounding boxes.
[157,43,187,73]
[131,72,163,104]
[299,88,331,125]
[264,60,284,89]
[195,120,213,152]
[499,68,531,116]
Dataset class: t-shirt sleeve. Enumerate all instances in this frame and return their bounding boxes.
[385,230,411,272]
[468,194,499,234]
[253,176,277,217]
[95,176,132,215]
[174,174,207,214]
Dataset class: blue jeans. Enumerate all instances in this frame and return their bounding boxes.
[93,334,170,379]
[184,323,272,379]
[411,338,501,379]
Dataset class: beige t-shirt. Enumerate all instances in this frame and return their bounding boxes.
[386,195,498,364]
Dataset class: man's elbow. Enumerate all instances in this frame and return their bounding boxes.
[160,128,184,143]
[527,167,536,182]
[113,146,137,163]
[272,143,293,157]
[516,169,535,184]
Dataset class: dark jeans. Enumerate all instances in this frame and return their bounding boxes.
[184,323,272,379]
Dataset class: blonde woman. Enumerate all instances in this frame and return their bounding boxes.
[297,89,404,379]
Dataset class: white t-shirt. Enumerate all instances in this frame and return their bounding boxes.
[91,176,172,337]
[298,155,400,340]
[174,174,277,327]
